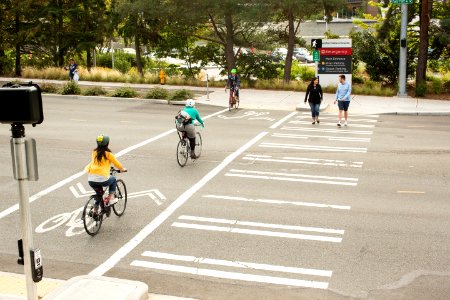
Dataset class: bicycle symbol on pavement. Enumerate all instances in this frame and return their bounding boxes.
[35,183,166,237]
[218,111,275,121]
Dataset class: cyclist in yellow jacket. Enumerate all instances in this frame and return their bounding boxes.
[85,135,127,206]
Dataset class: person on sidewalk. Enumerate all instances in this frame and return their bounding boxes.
[85,135,127,212]
[175,99,204,159]
[304,77,323,124]
[64,58,78,81]
[334,74,352,127]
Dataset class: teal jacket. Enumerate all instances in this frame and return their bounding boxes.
[183,107,204,126]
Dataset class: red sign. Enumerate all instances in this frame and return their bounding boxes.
[319,48,352,56]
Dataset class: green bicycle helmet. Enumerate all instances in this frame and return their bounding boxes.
[96,134,110,146]
[231,68,237,74]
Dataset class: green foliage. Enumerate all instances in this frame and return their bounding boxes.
[39,83,59,94]
[83,86,108,96]
[290,61,315,81]
[111,87,138,98]
[236,54,281,80]
[145,87,169,99]
[415,82,427,97]
[430,77,443,94]
[61,81,81,95]
[169,89,194,101]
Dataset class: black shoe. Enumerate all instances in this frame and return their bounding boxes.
[190,151,197,159]
[337,123,341,127]
[105,206,111,217]
[312,121,316,124]
[317,119,320,123]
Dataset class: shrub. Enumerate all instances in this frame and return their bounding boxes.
[61,81,81,95]
[430,78,443,94]
[290,62,315,81]
[83,86,107,96]
[39,83,59,94]
[169,89,194,101]
[415,82,427,97]
[145,87,169,99]
[111,87,138,98]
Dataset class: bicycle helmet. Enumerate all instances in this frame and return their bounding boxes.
[185,99,195,107]
[231,68,237,74]
[96,134,109,146]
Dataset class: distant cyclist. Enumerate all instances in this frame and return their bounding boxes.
[175,99,204,159]
[85,135,127,210]
[225,68,240,101]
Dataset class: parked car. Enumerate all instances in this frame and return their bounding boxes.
[293,48,313,63]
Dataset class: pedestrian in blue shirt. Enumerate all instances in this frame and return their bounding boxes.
[334,74,351,127]
[65,58,78,81]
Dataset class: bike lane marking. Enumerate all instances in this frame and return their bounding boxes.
[89,111,298,276]
[0,108,230,221]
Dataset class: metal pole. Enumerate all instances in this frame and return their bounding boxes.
[398,4,408,97]
[206,72,210,101]
[11,124,38,300]
[111,40,115,70]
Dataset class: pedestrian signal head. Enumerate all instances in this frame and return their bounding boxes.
[96,134,109,146]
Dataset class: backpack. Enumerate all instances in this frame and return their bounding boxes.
[175,110,191,125]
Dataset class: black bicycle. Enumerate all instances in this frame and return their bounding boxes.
[82,168,127,236]
[176,123,203,167]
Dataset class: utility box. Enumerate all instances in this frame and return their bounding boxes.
[0,83,44,126]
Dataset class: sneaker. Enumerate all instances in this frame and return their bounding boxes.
[337,122,341,127]
[312,121,316,125]
[316,118,320,124]
[107,197,118,206]
[190,151,197,160]
[344,121,348,126]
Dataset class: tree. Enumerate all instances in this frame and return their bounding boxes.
[415,0,433,95]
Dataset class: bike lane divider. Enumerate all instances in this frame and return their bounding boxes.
[0,107,230,222]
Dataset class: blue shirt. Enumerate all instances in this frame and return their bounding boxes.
[183,107,204,126]
[336,81,351,101]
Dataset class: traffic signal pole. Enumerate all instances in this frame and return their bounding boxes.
[398,4,408,97]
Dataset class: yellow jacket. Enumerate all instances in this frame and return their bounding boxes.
[85,151,123,178]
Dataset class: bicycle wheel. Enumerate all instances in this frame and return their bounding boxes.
[113,179,127,216]
[235,96,239,109]
[177,139,189,167]
[194,132,202,158]
[82,196,102,236]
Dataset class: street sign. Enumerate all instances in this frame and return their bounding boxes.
[311,39,322,49]
[318,56,352,74]
[313,50,320,62]
[391,0,413,4]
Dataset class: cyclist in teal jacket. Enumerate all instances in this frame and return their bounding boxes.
[176,99,204,159]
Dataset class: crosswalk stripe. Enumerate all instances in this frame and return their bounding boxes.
[243,155,363,168]
[295,116,378,123]
[289,120,375,128]
[140,251,333,277]
[272,133,371,142]
[171,222,343,243]
[131,260,329,289]
[259,142,367,153]
[202,195,351,210]
[225,169,358,186]
[281,126,373,135]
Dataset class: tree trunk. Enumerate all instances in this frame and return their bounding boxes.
[86,48,92,71]
[224,11,236,73]
[135,34,143,76]
[284,10,295,83]
[416,0,433,91]
[0,49,4,75]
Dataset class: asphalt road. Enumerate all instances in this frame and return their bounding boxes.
[1,96,449,300]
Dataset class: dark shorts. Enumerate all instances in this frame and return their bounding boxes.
[338,101,350,111]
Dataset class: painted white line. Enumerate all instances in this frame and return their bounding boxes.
[397,191,425,194]
[171,222,343,243]
[272,133,370,142]
[242,156,363,168]
[225,169,358,186]
[202,195,351,210]
[141,251,332,277]
[270,112,298,129]
[89,131,268,276]
[295,116,378,123]
[131,260,329,289]
[259,142,367,153]
[0,108,229,221]
[289,120,375,128]
[300,112,380,118]
[281,127,373,135]
[178,215,345,235]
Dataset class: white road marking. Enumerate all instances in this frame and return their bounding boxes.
[281,126,373,135]
[270,112,298,129]
[289,120,375,128]
[130,260,329,289]
[397,191,425,194]
[202,195,351,210]
[0,108,229,221]
[300,112,380,118]
[243,154,363,168]
[178,215,345,235]
[171,222,343,243]
[89,131,268,276]
[259,142,367,153]
[295,116,378,123]
[225,169,358,186]
[272,133,371,142]
[140,251,333,277]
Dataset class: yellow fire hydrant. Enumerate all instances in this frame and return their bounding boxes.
[159,69,165,85]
